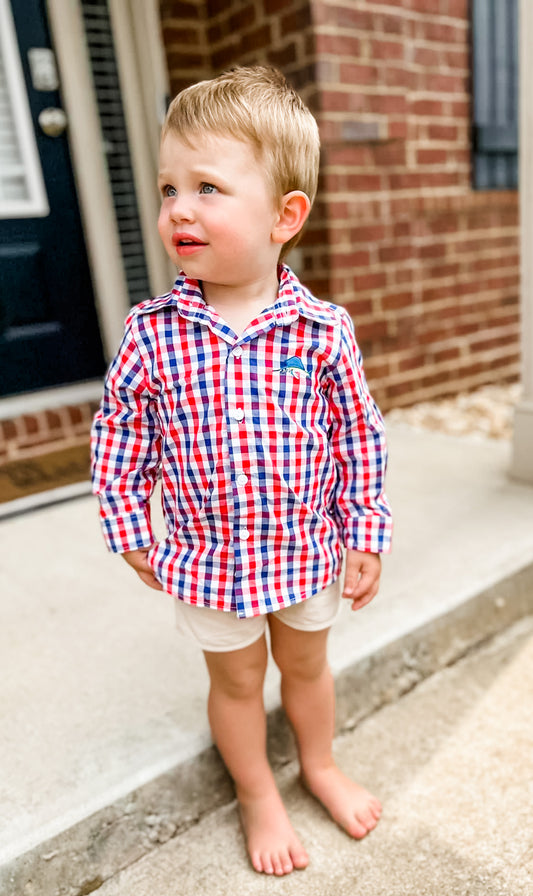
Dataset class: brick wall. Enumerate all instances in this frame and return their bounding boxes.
[0,402,99,464]
[159,0,520,412]
[0,401,99,505]
[313,0,520,409]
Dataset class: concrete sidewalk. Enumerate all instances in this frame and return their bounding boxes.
[1,422,533,895]
[94,614,533,896]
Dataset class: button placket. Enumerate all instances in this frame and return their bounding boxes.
[225,345,253,584]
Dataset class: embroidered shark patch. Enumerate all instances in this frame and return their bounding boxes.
[276,356,310,378]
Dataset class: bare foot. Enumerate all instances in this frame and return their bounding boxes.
[302,765,382,839]
[238,787,309,876]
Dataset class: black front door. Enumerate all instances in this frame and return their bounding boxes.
[0,0,105,397]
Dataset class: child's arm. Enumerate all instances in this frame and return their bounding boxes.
[328,309,392,602]
[91,311,162,560]
[342,549,381,611]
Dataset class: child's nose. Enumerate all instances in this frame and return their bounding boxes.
[168,193,194,223]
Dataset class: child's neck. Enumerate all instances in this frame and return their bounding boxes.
[202,272,279,337]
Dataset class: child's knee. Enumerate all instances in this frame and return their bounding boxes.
[270,625,328,682]
[205,638,267,699]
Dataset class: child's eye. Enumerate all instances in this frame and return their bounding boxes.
[199,183,217,195]
[161,184,176,198]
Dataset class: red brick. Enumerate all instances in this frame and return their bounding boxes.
[167,49,206,68]
[420,20,466,44]
[407,0,442,13]
[345,173,383,192]
[351,320,389,342]
[417,148,449,165]
[382,291,413,310]
[383,66,417,89]
[243,23,272,52]
[268,43,298,67]
[426,262,461,279]
[434,346,461,363]
[353,272,388,292]
[370,38,405,60]
[350,225,387,244]
[326,146,373,167]
[380,11,409,36]
[280,7,312,33]
[162,0,203,18]
[419,243,447,260]
[163,24,202,44]
[264,0,290,13]
[21,415,40,436]
[229,6,256,30]
[0,419,17,443]
[45,410,63,432]
[446,0,469,16]
[315,33,361,56]
[411,99,445,116]
[427,123,459,141]
[387,120,408,139]
[331,250,372,268]
[340,63,380,86]
[379,244,412,263]
[368,93,408,115]
[414,46,443,67]
[332,6,373,30]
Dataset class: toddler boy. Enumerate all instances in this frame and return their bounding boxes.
[91,66,392,876]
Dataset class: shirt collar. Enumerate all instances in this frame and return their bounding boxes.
[134,264,331,327]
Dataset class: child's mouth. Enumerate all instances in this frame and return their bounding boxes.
[172,234,206,255]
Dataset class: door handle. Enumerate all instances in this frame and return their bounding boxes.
[38,107,68,137]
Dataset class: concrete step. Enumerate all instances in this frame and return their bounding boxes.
[1,423,533,896]
[91,615,533,896]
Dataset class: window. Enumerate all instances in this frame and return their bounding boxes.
[0,0,49,217]
[471,0,518,189]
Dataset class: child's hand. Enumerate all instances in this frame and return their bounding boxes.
[122,547,164,591]
[342,550,381,611]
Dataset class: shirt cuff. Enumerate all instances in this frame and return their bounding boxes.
[341,513,393,554]
[98,496,155,553]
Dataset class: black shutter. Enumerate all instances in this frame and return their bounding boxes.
[472,0,518,189]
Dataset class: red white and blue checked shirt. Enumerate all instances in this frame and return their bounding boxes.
[91,265,392,618]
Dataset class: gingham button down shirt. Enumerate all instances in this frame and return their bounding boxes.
[91,265,392,618]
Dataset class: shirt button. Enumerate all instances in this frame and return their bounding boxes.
[239,527,250,540]
[233,346,243,358]
[236,473,248,487]
[233,408,245,422]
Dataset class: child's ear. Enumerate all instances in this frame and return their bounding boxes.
[272,191,311,246]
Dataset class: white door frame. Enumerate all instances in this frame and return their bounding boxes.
[46,0,171,362]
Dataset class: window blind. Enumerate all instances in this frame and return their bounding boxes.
[81,0,151,304]
[472,0,518,189]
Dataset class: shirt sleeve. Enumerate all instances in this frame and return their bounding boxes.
[328,309,392,553]
[90,312,161,553]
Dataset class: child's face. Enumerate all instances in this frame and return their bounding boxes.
[157,131,283,292]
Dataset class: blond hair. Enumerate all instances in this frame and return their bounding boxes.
[162,66,320,258]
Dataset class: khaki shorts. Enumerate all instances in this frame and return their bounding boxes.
[174,579,341,653]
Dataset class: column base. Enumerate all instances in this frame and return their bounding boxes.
[511,399,533,484]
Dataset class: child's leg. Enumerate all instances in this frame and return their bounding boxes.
[268,615,382,839]
[203,635,309,876]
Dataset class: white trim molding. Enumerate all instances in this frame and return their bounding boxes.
[511,0,533,483]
